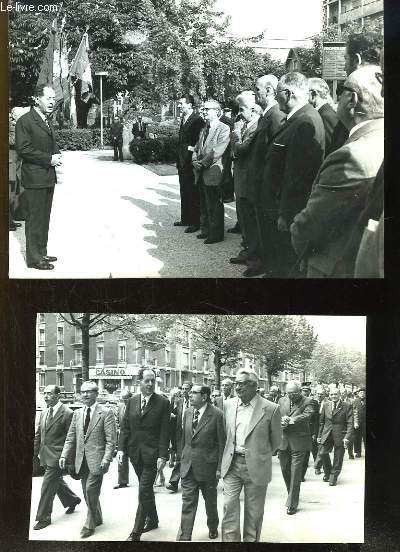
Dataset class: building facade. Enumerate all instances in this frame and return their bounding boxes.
[323,0,383,32]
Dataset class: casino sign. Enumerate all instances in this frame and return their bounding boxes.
[89,365,140,379]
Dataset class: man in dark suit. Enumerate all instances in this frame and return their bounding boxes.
[278,381,314,514]
[176,385,225,541]
[33,385,81,530]
[318,388,353,486]
[174,95,204,231]
[15,84,62,270]
[300,385,319,480]
[131,115,147,139]
[291,66,384,278]
[117,368,170,541]
[313,386,328,475]
[352,388,366,457]
[114,390,132,489]
[266,385,280,403]
[308,78,338,155]
[110,115,124,162]
[261,72,325,278]
[220,106,235,202]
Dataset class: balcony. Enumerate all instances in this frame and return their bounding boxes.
[339,0,383,24]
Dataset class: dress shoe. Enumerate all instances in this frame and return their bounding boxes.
[286,507,297,515]
[315,468,321,475]
[142,520,158,533]
[196,233,207,239]
[166,483,178,492]
[27,261,54,270]
[223,196,234,203]
[355,453,361,458]
[80,527,94,539]
[9,224,17,231]
[65,498,81,514]
[113,484,128,489]
[209,529,218,539]
[33,520,51,530]
[174,221,187,226]
[229,256,247,265]
[323,474,330,482]
[243,266,265,277]
[127,531,141,541]
[227,225,241,234]
[42,255,58,262]
[204,238,223,244]
[12,221,22,227]
[96,520,103,527]
[348,454,354,459]
[329,475,338,486]
[184,225,200,233]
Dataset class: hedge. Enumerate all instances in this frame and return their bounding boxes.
[55,128,111,151]
[129,135,179,164]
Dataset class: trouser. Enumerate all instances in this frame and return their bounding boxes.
[353,424,366,455]
[239,196,263,268]
[302,437,319,477]
[199,182,224,241]
[177,468,218,540]
[169,461,181,486]
[118,453,130,485]
[24,187,54,265]
[221,150,234,200]
[314,444,328,473]
[178,165,200,226]
[36,464,79,522]
[131,454,158,533]
[79,457,103,531]
[222,455,268,542]
[235,198,247,250]
[319,435,345,477]
[113,140,123,161]
[279,448,306,509]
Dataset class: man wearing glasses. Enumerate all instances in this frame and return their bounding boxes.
[221,369,282,541]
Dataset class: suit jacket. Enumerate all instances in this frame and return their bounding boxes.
[352,397,366,426]
[192,120,230,186]
[110,122,124,143]
[173,397,190,456]
[221,395,282,486]
[118,393,170,464]
[262,103,325,223]
[291,118,384,277]
[308,397,320,437]
[318,103,338,156]
[231,117,260,199]
[327,119,350,156]
[34,403,73,467]
[62,404,117,475]
[177,112,204,169]
[132,120,147,138]
[278,395,314,452]
[180,403,225,481]
[15,108,60,189]
[318,399,353,446]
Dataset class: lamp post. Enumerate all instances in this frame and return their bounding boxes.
[95,71,108,149]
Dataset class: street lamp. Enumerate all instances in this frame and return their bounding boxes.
[95,71,108,149]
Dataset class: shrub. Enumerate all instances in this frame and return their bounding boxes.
[129,135,179,164]
[55,128,111,151]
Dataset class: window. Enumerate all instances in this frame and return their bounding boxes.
[183,352,189,369]
[75,327,82,343]
[144,348,150,362]
[39,350,45,365]
[39,314,45,323]
[96,345,104,363]
[97,332,104,341]
[57,371,64,387]
[192,354,197,367]
[57,326,64,344]
[57,349,64,365]
[39,372,45,387]
[74,349,82,365]
[119,344,126,362]
[39,329,45,346]
[165,350,170,364]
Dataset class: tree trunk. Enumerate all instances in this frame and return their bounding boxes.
[81,313,91,382]
[214,349,221,389]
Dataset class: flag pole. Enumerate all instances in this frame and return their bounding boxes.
[95,72,108,149]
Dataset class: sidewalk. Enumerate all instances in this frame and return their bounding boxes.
[9,150,245,278]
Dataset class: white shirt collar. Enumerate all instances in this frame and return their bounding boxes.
[246,115,259,130]
[85,401,97,413]
[349,120,371,137]
[194,402,207,420]
[263,100,278,116]
[286,102,307,120]
[33,107,48,123]
[141,393,153,404]
[49,400,62,415]
[183,110,193,123]
[237,395,257,407]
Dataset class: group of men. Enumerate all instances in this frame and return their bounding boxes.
[174,31,384,278]
[33,368,365,542]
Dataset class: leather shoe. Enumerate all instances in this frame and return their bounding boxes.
[166,483,178,492]
[142,520,158,533]
[174,221,186,226]
[33,520,51,530]
[227,225,241,234]
[80,527,94,538]
[204,238,223,244]
[286,507,297,515]
[65,498,81,514]
[127,531,141,541]
[230,256,247,265]
[184,225,200,233]
[9,224,17,231]
[113,484,128,489]
[197,233,207,239]
[223,196,235,203]
[323,475,330,482]
[43,255,58,262]
[243,266,265,277]
[209,529,218,539]
[355,453,361,458]
[28,261,54,270]
[12,221,22,228]
[329,476,338,486]
[315,468,321,475]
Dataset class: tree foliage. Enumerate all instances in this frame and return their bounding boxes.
[306,341,366,387]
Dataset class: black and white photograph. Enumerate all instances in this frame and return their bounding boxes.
[8,0,384,278]
[30,313,366,542]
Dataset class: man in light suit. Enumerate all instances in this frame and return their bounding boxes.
[221,368,282,542]
[215,378,234,410]
[317,388,354,486]
[291,65,384,278]
[308,78,338,155]
[114,390,132,489]
[176,385,225,541]
[60,381,117,539]
[278,381,314,514]
[15,84,62,270]
[33,385,81,530]
[192,99,230,244]
[117,368,170,541]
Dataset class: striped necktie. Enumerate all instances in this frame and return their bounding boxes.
[46,406,54,429]
[192,409,200,433]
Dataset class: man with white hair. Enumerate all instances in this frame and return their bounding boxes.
[192,99,230,244]
[261,72,325,278]
[221,368,282,541]
[291,65,384,278]
[308,77,338,154]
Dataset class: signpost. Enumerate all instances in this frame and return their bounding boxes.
[95,71,108,149]
[322,41,347,102]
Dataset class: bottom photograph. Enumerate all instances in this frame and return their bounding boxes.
[31,313,366,543]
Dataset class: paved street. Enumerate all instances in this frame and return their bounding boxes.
[9,150,245,278]
[29,453,364,543]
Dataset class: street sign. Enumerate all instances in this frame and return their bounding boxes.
[322,42,347,80]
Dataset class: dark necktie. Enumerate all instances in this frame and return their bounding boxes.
[241,121,248,137]
[141,398,147,414]
[333,402,337,410]
[202,125,210,145]
[192,409,200,433]
[84,407,91,435]
[46,406,53,429]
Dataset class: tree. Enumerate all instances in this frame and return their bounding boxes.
[306,341,366,387]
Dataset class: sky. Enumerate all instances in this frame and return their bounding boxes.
[215,0,323,40]
[305,316,366,353]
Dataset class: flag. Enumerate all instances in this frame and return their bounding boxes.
[69,32,92,103]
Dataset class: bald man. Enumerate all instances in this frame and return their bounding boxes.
[291,65,384,278]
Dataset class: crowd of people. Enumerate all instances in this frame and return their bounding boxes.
[174,31,384,278]
[32,368,365,542]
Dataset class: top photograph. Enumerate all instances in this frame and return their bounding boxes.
[8,0,384,279]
